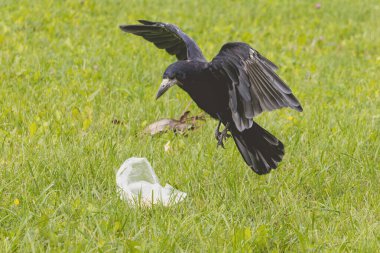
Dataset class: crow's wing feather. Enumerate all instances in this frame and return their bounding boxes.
[120,20,206,62]
[211,42,303,131]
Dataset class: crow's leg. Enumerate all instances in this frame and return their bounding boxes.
[216,122,231,148]
[215,120,222,141]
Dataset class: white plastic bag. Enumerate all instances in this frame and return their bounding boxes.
[116,157,187,206]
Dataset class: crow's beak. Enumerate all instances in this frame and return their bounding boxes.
[156,78,177,99]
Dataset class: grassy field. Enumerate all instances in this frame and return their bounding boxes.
[1,0,379,251]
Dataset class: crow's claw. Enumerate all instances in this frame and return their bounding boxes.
[216,134,225,148]
[215,122,230,148]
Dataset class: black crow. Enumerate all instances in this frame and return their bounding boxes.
[120,20,303,175]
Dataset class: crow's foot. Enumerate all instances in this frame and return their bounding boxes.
[215,122,230,148]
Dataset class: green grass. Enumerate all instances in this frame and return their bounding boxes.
[1,0,379,251]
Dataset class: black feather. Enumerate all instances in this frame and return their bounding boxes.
[120,21,206,61]
[211,42,303,129]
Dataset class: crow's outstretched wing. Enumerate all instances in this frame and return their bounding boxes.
[120,20,206,62]
[211,42,303,131]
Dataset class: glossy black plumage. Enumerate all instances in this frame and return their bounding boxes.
[120,21,303,175]
[120,20,206,61]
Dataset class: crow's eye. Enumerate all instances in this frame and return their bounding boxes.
[165,73,175,79]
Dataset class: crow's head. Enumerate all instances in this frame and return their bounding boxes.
[156,61,194,99]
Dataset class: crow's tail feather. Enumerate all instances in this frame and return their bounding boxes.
[231,121,284,175]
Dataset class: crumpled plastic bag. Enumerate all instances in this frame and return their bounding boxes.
[116,157,187,206]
